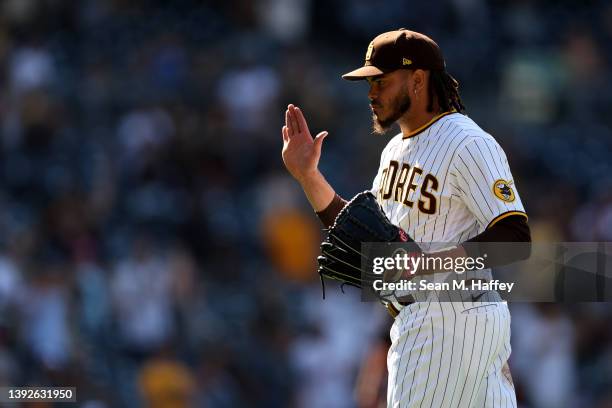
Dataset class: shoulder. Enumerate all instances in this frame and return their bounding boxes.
[444,114,503,154]
[380,132,404,156]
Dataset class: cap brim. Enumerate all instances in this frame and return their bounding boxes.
[342,65,386,81]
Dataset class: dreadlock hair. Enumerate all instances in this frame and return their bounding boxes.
[427,70,465,114]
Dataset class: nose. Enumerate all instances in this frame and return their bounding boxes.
[368,85,377,102]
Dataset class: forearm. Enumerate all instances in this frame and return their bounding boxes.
[303,172,347,228]
[298,170,337,212]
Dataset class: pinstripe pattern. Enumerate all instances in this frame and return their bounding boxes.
[371,114,526,245]
[372,113,521,407]
[387,300,516,407]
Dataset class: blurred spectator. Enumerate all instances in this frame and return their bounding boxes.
[511,304,577,408]
[217,62,280,136]
[261,207,320,282]
[256,0,311,43]
[498,51,563,124]
[117,107,175,174]
[111,236,174,355]
[9,45,56,96]
[0,253,22,314]
[19,262,72,371]
[292,287,386,408]
[138,350,196,408]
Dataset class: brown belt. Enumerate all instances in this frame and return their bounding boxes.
[386,302,402,318]
[385,297,414,318]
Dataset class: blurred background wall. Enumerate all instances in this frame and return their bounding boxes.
[0,0,611,407]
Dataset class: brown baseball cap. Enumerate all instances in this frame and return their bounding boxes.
[342,29,445,81]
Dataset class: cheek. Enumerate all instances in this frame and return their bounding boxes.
[380,90,396,108]
[377,91,390,106]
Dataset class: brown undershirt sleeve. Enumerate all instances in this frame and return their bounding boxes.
[315,194,347,228]
[463,215,531,268]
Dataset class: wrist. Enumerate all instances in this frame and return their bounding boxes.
[297,169,322,186]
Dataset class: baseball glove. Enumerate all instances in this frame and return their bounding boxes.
[317,191,416,297]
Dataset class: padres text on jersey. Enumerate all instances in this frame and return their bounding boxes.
[371,111,527,245]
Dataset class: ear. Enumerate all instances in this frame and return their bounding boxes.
[412,69,427,94]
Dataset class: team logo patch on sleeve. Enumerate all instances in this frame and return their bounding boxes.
[493,179,515,202]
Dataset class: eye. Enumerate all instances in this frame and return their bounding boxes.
[367,77,385,87]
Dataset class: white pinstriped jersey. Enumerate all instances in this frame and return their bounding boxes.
[374,111,522,408]
[371,111,527,248]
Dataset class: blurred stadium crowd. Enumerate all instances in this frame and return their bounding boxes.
[0,0,611,407]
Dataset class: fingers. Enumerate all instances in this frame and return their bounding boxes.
[284,107,298,138]
[294,106,310,136]
[288,104,301,134]
[284,104,315,144]
[313,131,328,153]
[285,109,292,138]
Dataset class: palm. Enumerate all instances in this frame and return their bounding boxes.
[281,105,327,182]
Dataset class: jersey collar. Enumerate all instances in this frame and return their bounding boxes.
[402,110,456,139]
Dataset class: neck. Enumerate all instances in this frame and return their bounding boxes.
[398,108,439,138]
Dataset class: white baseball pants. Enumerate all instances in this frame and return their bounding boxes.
[387,299,517,407]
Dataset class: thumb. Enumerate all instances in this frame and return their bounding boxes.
[313,131,328,151]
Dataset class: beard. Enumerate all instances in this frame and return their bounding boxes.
[371,87,412,135]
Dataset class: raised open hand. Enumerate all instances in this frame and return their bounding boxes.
[281,104,328,183]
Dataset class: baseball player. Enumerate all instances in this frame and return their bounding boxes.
[281,29,531,407]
